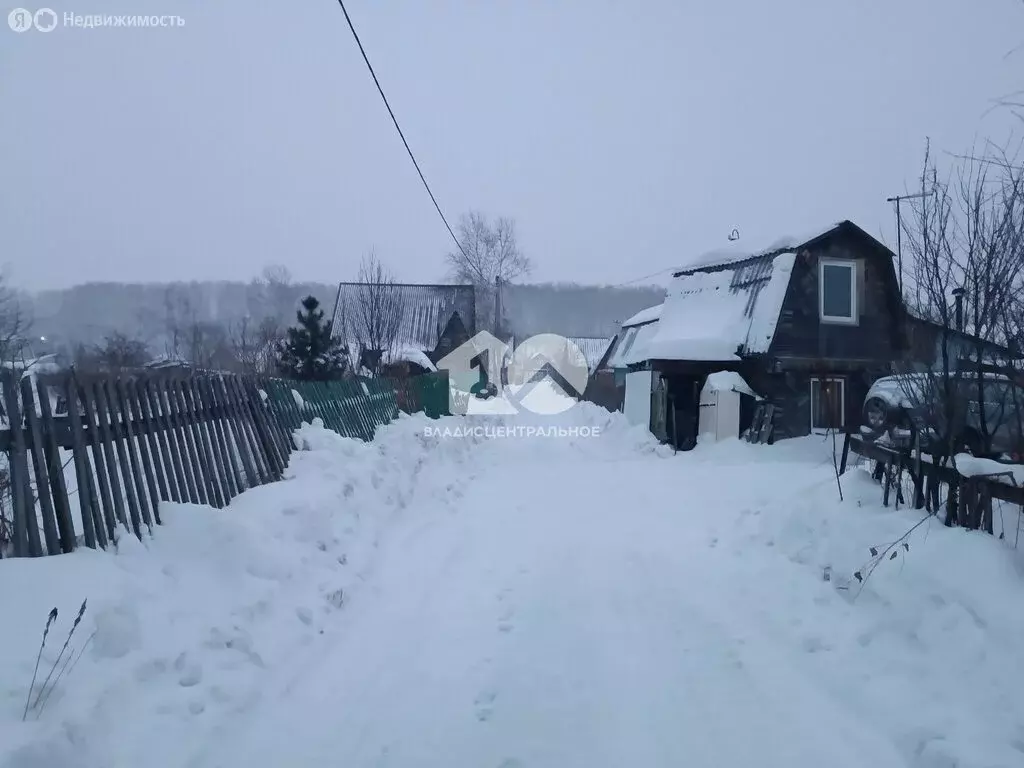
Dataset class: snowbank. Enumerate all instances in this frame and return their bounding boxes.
[0,413,490,768]
[723,450,1024,768]
[6,409,1024,768]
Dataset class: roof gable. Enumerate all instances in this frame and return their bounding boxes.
[674,220,894,278]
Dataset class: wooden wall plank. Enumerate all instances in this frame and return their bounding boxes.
[216,376,261,489]
[78,377,123,538]
[162,376,206,505]
[127,377,169,517]
[113,378,155,531]
[96,379,144,538]
[19,378,61,555]
[2,370,35,556]
[61,374,102,549]
[36,376,78,553]
[225,376,271,485]
[144,378,187,504]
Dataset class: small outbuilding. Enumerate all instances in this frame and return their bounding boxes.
[697,371,762,444]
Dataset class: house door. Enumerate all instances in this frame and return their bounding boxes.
[810,377,845,431]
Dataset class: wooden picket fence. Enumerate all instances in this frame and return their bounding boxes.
[0,368,450,558]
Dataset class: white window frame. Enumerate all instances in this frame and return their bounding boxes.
[819,259,858,324]
[810,376,846,431]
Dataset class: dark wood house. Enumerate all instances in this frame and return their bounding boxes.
[636,220,907,446]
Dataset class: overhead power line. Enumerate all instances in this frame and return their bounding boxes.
[334,0,469,260]
[614,266,679,287]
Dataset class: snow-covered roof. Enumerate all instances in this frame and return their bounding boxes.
[646,250,797,362]
[382,346,437,372]
[621,321,661,366]
[622,303,663,328]
[604,319,661,368]
[564,337,613,371]
[677,222,848,274]
[703,370,761,399]
[1,354,61,373]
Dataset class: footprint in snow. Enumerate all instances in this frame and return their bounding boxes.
[174,653,203,687]
[474,690,497,722]
[801,635,832,654]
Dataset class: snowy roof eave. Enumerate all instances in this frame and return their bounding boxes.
[622,302,663,328]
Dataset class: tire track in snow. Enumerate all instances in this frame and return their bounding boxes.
[190,457,909,768]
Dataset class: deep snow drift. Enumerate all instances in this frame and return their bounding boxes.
[1,404,1023,768]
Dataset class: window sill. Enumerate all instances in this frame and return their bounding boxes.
[820,315,859,326]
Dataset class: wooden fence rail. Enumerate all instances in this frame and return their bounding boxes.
[841,430,1024,532]
[0,369,450,558]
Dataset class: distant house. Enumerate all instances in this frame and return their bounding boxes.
[495,281,663,394]
[904,310,1020,373]
[630,220,907,447]
[330,282,476,374]
[584,302,662,412]
[603,302,663,376]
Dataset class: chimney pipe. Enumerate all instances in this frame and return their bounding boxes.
[951,287,965,332]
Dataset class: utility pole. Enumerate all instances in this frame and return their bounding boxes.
[885,190,933,296]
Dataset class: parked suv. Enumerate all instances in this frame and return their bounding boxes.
[861,371,1024,459]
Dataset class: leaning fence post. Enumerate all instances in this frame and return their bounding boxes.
[241,378,285,480]
[839,431,851,475]
[1,369,35,556]
[19,377,61,556]
[62,372,103,549]
[36,374,79,553]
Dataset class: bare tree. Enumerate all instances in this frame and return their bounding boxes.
[248,264,297,326]
[161,287,236,370]
[886,140,1024,529]
[228,314,283,375]
[74,332,151,373]
[348,252,406,375]
[0,272,31,368]
[0,272,27,556]
[445,211,531,333]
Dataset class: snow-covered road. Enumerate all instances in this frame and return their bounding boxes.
[5,407,1024,768]
[188,443,905,768]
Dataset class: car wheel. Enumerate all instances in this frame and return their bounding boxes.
[861,397,891,440]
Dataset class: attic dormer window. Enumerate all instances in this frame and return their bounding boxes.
[819,259,857,324]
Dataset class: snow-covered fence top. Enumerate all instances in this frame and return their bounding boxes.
[842,431,1024,534]
[0,369,450,558]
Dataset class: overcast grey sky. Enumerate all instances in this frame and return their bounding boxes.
[2,0,1022,291]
